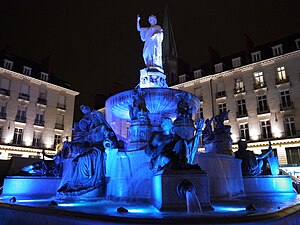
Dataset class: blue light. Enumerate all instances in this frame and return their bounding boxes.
[213,205,245,212]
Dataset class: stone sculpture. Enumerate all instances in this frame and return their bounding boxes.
[145,117,204,172]
[235,140,273,176]
[128,88,149,121]
[137,14,163,70]
[57,106,119,197]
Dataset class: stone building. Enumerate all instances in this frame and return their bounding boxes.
[172,33,300,170]
[0,50,79,159]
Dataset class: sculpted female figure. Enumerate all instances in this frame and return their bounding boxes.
[137,14,163,69]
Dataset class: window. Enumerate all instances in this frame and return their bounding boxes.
[0,125,2,143]
[3,59,13,70]
[285,117,296,137]
[179,74,186,83]
[216,82,226,98]
[32,131,41,147]
[16,105,27,123]
[277,66,287,82]
[240,123,250,141]
[261,120,272,139]
[280,90,292,110]
[19,84,30,100]
[0,78,10,95]
[251,51,261,62]
[286,147,300,165]
[13,128,23,145]
[57,95,66,109]
[218,103,227,114]
[257,95,269,114]
[38,89,47,105]
[40,72,49,81]
[196,107,204,121]
[54,134,62,149]
[295,38,300,50]
[194,70,202,79]
[0,101,7,119]
[272,44,283,56]
[253,71,265,89]
[35,111,44,126]
[22,66,32,76]
[237,99,247,117]
[194,87,203,101]
[55,114,64,130]
[232,57,241,68]
[214,63,223,73]
[234,77,245,93]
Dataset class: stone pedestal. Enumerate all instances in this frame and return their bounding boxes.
[152,169,212,211]
[127,119,151,151]
[173,118,195,140]
[193,154,244,197]
[139,68,168,88]
[243,175,296,194]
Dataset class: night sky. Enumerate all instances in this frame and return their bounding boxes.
[1,1,300,120]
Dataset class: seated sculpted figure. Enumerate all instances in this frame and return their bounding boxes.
[128,88,149,120]
[235,140,273,176]
[137,14,163,69]
[145,117,204,172]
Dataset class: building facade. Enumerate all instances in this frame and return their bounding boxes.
[172,34,300,168]
[0,51,79,159]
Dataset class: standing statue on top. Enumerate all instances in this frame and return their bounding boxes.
[137,14,163,70]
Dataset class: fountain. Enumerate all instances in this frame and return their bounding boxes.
[1,11,300,225]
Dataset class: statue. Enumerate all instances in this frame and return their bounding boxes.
[145,117,204,172]
[175,91,193,120]
[57,106,120,197]
[128,88,149,120]
[202,118,214,144]
[235,140,273,176]
[137,14,163,69]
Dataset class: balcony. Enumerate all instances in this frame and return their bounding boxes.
[236,110,248,118]
[280,102,294,111]
[257,106,270,115]
[57,103,66,111]
[37,97,47,105]
[34,119,45,126]
[216,91,226,99]
[15,115,26,123]
[0,112,6,119]
[276,76,289,85]
[55,123,64,130]
[254,82,267,90]
[18,93,30,101]
[0,88,10,96]
[234,87,245,94]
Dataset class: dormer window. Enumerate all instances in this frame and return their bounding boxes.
[3,59,13,70]
[22,66,32,76]
[232,57,241,68]
[272,44,283,56]
[295,38,300,50]
[179,74,186,83]
[214,63,223,73]
[40,72,49,81]
[251,51,261,62]
[194,70,203,79]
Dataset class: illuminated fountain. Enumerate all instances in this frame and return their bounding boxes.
[1,12,300,225]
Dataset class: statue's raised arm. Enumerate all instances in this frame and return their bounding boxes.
[136,14,163,69]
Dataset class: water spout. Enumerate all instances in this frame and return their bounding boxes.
[177,180,202,214]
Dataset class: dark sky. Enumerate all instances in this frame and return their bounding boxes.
[1,1,300,120]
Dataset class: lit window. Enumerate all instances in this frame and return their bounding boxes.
[218,103,227,114]
[13,128,23,145]
[234,77,245,93]
[237,99,247,117]
[276,66,287,83]
[251,51,261,62]
[22,66,32,76]
[272,44,283,56]
[240,123,250,141]
[253,71,265,88]
[232,57,241,68]
[214,63,223,73]
[40,72,49,81]
[257,95,269,114]
[54,134,62,149]
[285,117,296,137]
[179,74,186,83]
[3,59,13,70]
[261,120,272,139]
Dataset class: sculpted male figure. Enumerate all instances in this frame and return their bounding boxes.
[137,14,163,69]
